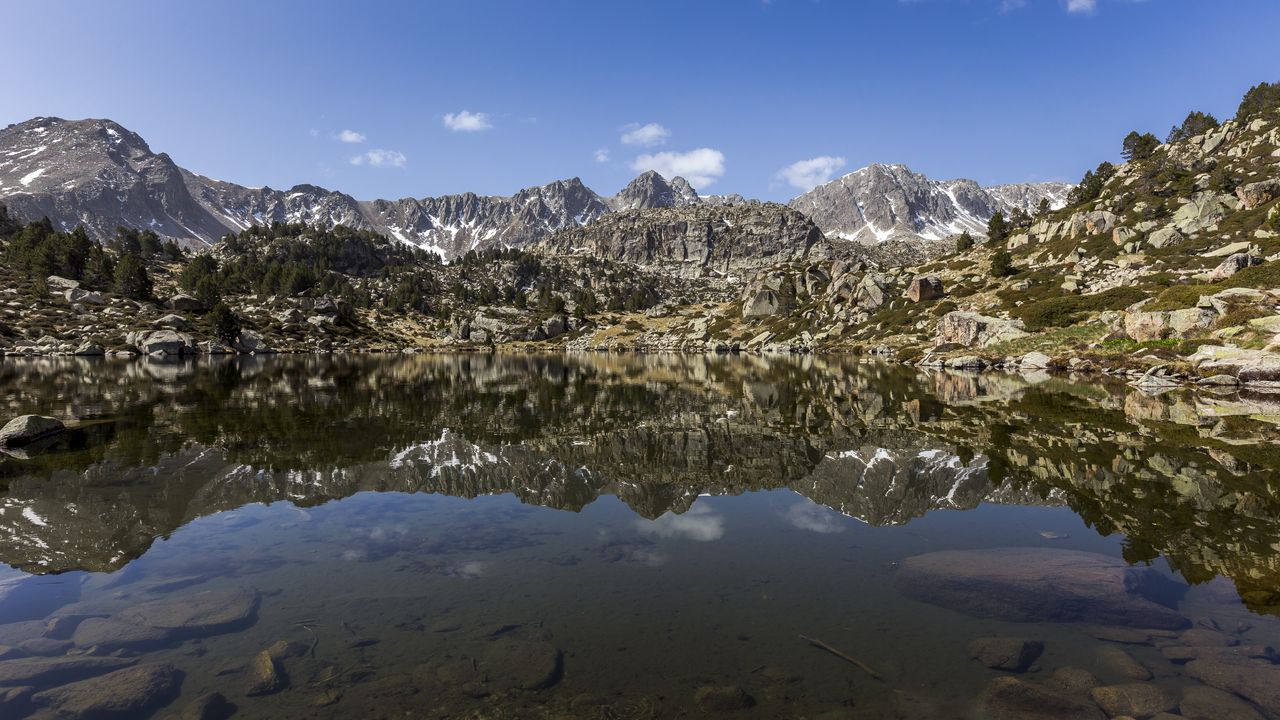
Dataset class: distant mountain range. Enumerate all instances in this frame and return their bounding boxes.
[0,116,1069,259]
[789,163,1072,244]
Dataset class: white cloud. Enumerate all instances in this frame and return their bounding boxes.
[350,149,407,168]
[336,129,366,144]
[630,148,726,188]
[636,504,724,542]
[1000,0,1027,10]
[782,500,846,534]
[776,156,847,191]
[620,122,671,147]
[594,148,610,163]
[308,128,320,138]
[442,110,493,132]
[1065,0,1096,12]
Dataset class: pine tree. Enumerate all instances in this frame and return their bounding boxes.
[1236,81,1280,122]
[207,302,241,344]
[990,248,1015,278]
[114,253,153,300]
[955,231,975,252]
[1165,111,1219,143]
[987,212,1009,244]
[1121,131,1159,162]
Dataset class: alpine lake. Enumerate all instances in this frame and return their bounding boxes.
[1,353,1279,720]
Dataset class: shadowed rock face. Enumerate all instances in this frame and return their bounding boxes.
[1,354,1279,614]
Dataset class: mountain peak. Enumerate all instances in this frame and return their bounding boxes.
[792,163,1071,244]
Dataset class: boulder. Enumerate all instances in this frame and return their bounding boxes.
[167,294,206,313]
[977,676,1105,720]
[1179,684,1266,720]
[894,548,1189,629]
[45,275,79,292]
[153,314,191,331]
[1123,309,1214,342]
[969,638,1044,672]
[66,287,105,305]
[245,650,286,696]
[1146,227,1183,249]
[743,288,785,317]
[1184,653,1280,718]
[1173,192,1232,235]
[1095,645,1153,681]
[935,311,1028,349]
[0,415,66,447]
[132,330,193,356]
[1204,253,1262,282]
[854,275,888,310]
[31,663,181,718]
[74,341,105,356]
[906,276,944,303]
[276,308,305,324]
[1236,178,1280,210]
[540,315,568,340]
[0,656,135,686]
[1019,351,1053,369]
[1088,684,1176,719]
[72,617,176,652]
[121,586,259,636]
[234,330,273,354]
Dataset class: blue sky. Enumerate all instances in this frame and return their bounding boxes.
[3,0,1277,201]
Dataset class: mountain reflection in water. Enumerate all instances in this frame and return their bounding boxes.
[0,354,1279,719]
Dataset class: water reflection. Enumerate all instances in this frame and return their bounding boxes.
[0,354,1278,718]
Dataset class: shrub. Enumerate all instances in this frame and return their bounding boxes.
[1012,287,1148,331]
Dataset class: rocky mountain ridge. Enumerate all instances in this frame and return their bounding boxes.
[790,163,1071,244]
[0,118,744,261]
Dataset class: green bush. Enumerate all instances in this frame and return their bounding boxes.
[1013,287,1148,331]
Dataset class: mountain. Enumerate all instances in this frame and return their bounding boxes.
[0,117,234,243]
[0,117,736,260]
[535,202,832,277]
[789,163,1071,244]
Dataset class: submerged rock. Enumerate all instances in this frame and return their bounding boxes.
[1184,653,1280,717]
[0,655,135,686]
[1088,683,1175,719]
[0,415,65,447]
[1095,645,1153,681]
[894,548,1189,629]
[693,685,756,712]
[30,663,181,718]
[969,638,1044,672]
[245,650,286,696]
[1178,684,1265,720]
[977,676,1105,720]
[72,617,175,653]
[121,586,258,636]
[176,691,234,720]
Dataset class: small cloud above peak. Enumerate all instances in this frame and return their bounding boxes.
[620,122,670,147]
[777,156,847,191]
[336,129,366,144]
[630,148,725,188]
[350,149,406,168]
[443,111,492,132]
[593,148,610,163]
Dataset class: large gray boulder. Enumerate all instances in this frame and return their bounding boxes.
[1236,178,1280,210]
[30,663,182,718]
[1204,253,1262,282]
[167,294,205,312]
[935,311,1028,348]
[895,548,1189,629]
[129,330,194,356]
[0,415,66,446]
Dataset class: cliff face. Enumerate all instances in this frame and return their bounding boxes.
[537,202,831,278]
